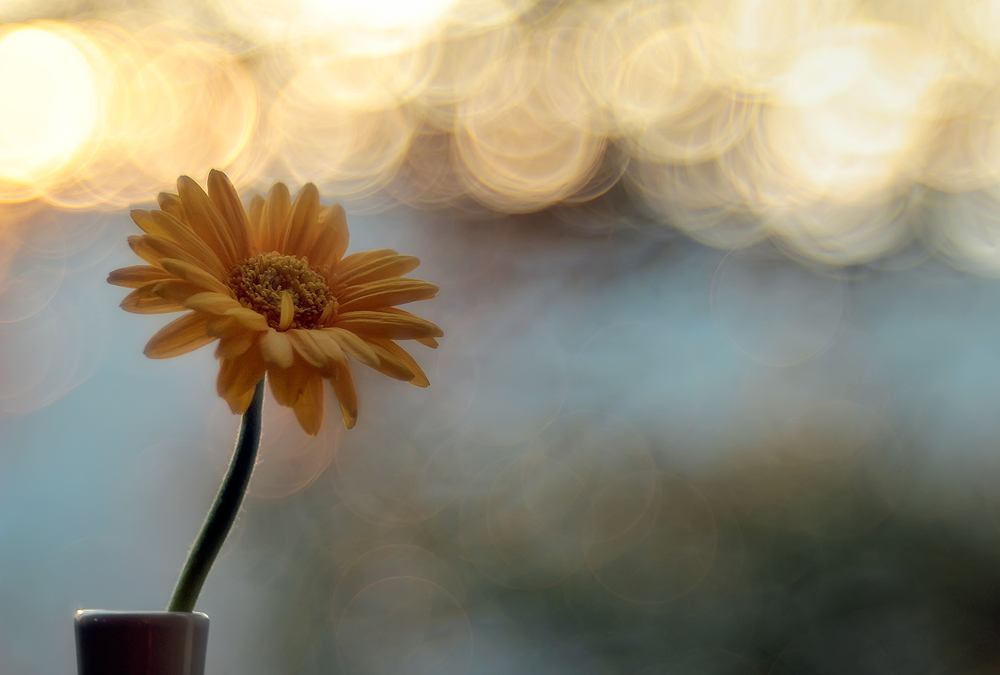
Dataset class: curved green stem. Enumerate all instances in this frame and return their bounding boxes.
[168,379,265,612]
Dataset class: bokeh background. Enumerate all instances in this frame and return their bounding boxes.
[6,0,1000,673]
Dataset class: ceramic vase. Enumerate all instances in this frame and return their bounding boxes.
[75,610,209,675]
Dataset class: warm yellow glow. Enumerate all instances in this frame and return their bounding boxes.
[3,2,1000,269]
[269,71,414,200]
[951,0,1000,52]
[762,25,942,202]
[453,35,605,212]
[0,26,97,185]
[302,0,458,33]
[215,0,460,55]
[707,0,853,87]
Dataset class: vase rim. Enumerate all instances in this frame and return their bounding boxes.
[76,610,209,618]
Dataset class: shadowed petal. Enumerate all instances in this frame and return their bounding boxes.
[307,204,349,268]
[324,327,380,368]
[260,182,291,253]
[282,183,320,255]
[121,285,187,314]
[208,169,252,261]
[218,347,266,413]
[144,312,215,358]
[336,249,398,278]
[159,258,233,296]
[267,358,311,406]
[151,279,213,306]
[335,310,443,340]
[224,307,270,332]
[178,175,241,268]
[370,338,429,387]
[337,279,439,313]
[293,373,324,435]
[215,331,254,359]
[260,329,294,368]
[364,340,417,382]
[108,265,173,289]
[128,234,207,272]
[131,209,227,279]
[278,291,294,331]
[288,329,348,375]
[247,194,264,251]
[334,254,419,288]
[228,384,256,414]
[328,361,358,429]
[184,292,242,314]
[156,192,185,220]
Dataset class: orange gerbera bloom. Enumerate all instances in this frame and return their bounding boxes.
[108,170,442,434]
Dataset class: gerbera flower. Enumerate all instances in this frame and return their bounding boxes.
[108,170,442,434]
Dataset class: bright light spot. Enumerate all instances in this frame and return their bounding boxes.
[764,25,943,201]
[216,0,460,55]
[0,26,97,183]
[303,0,458,32]
[773,41,870,107]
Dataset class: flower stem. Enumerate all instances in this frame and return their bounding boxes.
[167,379,265,612]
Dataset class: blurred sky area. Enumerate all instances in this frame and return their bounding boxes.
[8,0,1000,674]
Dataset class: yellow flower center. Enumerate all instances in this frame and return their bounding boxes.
[228,252,335,330]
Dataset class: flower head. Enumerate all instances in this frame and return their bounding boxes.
[109,170,442,434]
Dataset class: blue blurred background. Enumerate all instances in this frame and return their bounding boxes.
[6,0,1000,673]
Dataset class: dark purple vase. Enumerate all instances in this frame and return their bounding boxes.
[75,610,209,675]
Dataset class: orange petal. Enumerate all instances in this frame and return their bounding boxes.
[318,301,337,326]
[282,182,320,255]
[157,192,185,220]
[228,384,257,414]
[206,315,241,338]
[120,285,186,314]
[207,169,252,261]
[224,307,270,332]
[337,279,439,313]
[128,234,207,271]
[184,292,242,314]
[278,291,294,331]
[415,336,439,348]
[312,330,349,369]
[144,312,216,358]
[149,210,228,279]
[151,279,214,306]
[178,175,240,268]
[306,203,349,268]
[334,254,420,288]
[130,210,227,279]
[260,182,291,253]
[364,340,417,382]
[108,265,173,289]
[334,310,443,340]
[247,194,264,252]
[336,248,398,278]
[159,258,232,296]
[217,348,266,413]
[292,373,324,435]
[267,358,310,406]
[328,362,358,429]
[130,209,165,236]
[260,328,294,368]
[287,329,347,374]
[286,329,324,368]
[370,338,429,387]
[323,327,380,368]
[216,331,254,359]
